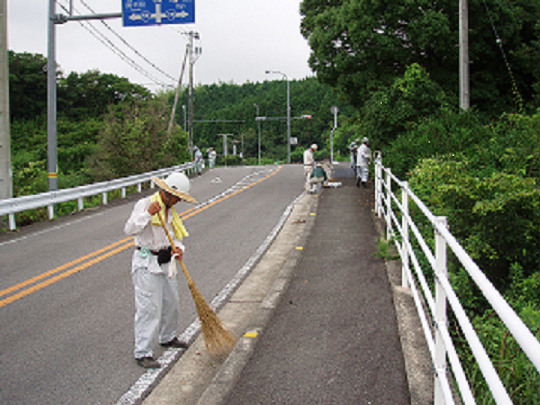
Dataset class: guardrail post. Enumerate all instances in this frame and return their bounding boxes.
[9,213,15,230]
[401,182,410,289]
[78,197,83,211]
[385,168,392,240]
[48,205,54,220]
[102,192,107,205]
[434,216,448,405]
[137,183,142,193]
[121,187,126,198]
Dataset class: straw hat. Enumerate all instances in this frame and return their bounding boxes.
[152,172,197,204]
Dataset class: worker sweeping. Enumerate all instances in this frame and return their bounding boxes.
[124,172,196,369]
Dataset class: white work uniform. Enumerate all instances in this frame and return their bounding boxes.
[303,148,315,193]
[356,143,371,182]
[194,148,203,174]
[208,150,216,169]
[124,196,185,359]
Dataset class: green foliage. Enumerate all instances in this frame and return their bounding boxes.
[383,108,491,179]
[8,51,49,121]
[462,306,540,405]
[87,96,189,181]
[58,70,151,119]
[170,78,352,163]
[409,156,540,294]
[359,63,454,146]
[300,0,540,115]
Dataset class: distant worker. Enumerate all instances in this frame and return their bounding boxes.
[309,162,328,194]
[349,139,359,177]
[356,137,371,188]
[207,148,217,169]
[193,146,203,175]
[303,143,317,193]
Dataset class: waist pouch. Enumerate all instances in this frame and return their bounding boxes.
[157,246,172,265]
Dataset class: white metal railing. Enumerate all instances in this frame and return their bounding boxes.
[374,153,540,405]
[0,162,196,230]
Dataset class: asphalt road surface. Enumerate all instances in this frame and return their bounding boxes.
[0,165,304,405]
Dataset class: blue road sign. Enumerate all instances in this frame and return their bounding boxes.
[122,0,195,27]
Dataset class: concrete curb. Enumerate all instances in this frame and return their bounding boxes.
[372,215,434,405]
[195,198,318,405]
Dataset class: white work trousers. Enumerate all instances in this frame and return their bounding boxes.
[304,166,313,193]
[357,165,369,182]
[132,260,180,359]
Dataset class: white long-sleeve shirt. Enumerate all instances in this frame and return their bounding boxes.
[303,148,315,167]
[124,196,185,274]
[356,144,371,167]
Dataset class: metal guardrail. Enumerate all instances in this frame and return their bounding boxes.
[374,153,540,405]
[0,162,196,231]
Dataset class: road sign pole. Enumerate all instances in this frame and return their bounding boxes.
[0,0,12,200]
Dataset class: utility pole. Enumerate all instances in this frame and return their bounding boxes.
[459,0,470,110]
[254,103,261,165]
[0,0,12,200]
[330,105,338,164]
[46,0,121,192]
[187,31,200,158]
[168,45,189,135]
[47,0,58,191]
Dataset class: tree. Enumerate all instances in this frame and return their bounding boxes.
[87,96,189,181]
[300,0,540,115]
[58,70,151,119]
[8,51,50,121]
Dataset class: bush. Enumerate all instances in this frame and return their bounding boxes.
[409,156,540,295]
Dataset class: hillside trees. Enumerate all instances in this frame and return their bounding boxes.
[8,51,49,121]
[172,78,352,162]
[300,0,540,115]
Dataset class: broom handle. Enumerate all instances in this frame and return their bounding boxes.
[156,210,193,284]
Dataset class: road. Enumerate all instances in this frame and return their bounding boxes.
[0,165,304,405]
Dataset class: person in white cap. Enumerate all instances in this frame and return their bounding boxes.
[124,172,197,369]
[207,147,217,169]
[356,137,371,188]
[193,146,203,175]
[303,143,318,193]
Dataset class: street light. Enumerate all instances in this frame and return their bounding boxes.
[254,103,261,165]
[265,70,291,164]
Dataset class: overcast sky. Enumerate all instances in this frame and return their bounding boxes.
[7,0,314,91]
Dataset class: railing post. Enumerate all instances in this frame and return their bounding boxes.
[9,213,15,230]
[121,187,126,199]
[375,152,382,217]
[434,216,448,405]
[401,182,409,289]
[48,205,54,220]
[102,192,107,205]
[385,168,392,240]
[78,197,83,211]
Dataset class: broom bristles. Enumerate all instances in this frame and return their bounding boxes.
[188,281,236,356]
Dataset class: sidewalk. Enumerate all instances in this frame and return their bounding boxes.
[142,167,431,405]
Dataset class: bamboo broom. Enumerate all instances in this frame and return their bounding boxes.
[156,211,236,357]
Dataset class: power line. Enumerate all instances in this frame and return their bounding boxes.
[482,0,524,113]
[78,0,177,82]
[57,1,171,87]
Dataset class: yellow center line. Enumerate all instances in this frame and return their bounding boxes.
[0,237,134,299]
[1,166,283,308]
[0,240,135,308]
